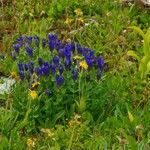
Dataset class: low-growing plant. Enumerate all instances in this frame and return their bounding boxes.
[10,33,105,130]
[128,26,150,78]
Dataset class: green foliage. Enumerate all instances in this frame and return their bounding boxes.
[128,26,150,78]
[1,0,150,149]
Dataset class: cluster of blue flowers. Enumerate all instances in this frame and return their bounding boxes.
[11,34,104,89]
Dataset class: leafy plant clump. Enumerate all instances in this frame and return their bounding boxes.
[10,33,105,129]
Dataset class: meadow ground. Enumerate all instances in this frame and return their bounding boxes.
[0,0,150,149]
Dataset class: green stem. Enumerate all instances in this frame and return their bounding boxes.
[68,125,75,150]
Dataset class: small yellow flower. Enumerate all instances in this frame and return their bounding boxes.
[32,72,38,79]
[68,114,81,127]
[29,90,37,100]
[64,17,73,25]
[79,60,88,70]
[73,55,83,60]
[31,82,40,89]
[27,138,36,148]
[77,17,84,23]
[10,71,18,79]
[40,128,54,138]
[74,8,83,16]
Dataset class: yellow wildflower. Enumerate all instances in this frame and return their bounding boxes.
[73,55,83,60]
[77,17,84,23]
[27,137,36,148]
[40,128,54,138]
[79,60,88,70]
[68,114,81,127]
[29,90,37,100]
[32,72,38,79]
[10,71,18,79]
[31,82,40,89]
[65,17,73,25]
[74,8,83,16]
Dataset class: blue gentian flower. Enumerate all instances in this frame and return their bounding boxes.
[72,68,78,80]
[55,75,64,86]
[64,48,72,60]
[13,43,21,53]
[49,64,56,74]
[24,64,28,71]
[44,61,49,67]
[53,55,59,66]
[65,59,71,70]
[59,64,64,74]
[97,56,104,71]
[48,41,55,51]
[85,57,93,68]
[18,63,24,71]
[26,36,32,45]
[48,34,57,41]
[58,48,65,58]
[34,36,40,47]
[89,50,94,57]
[28,61,34,73]
[35,67,42,76]
[42,66,49,76]
[19,71,25,80]
[38,57,43,66]
[45,89,52,97]
[55,41,64,50]
[26,47,33,57]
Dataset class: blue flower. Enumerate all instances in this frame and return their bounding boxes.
[65,59,71,70]
[44,61,49,67]
[34,36,40,47]
[58,48,65,58]
[48,34,58,41]
[38,57,43,67]
[49,64,56,74]
[24,64,28,71]
[72,68,78,80]
[26,47,33,57]
[59,64,64,74]
[48,41,55,51]
[28,61,34,73]
[42,66,49,76]
[16,36,24,46]
[35,67,43,76]
[55,41,64,50]
[85,57,93,68]
[97,56,104,71]
[64,49,72,60]
[18,63,24,71]
[53,55,59,66]
[13,43,21,53]
[26,36,32,45]
[19,71,25,80]
[55,75,64,86]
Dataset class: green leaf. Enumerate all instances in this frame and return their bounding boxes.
[127,50,140,61]
[146,60,150,74]
[128,26,145,38]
